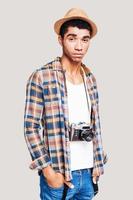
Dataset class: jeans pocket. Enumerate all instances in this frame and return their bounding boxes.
[40,174,65,200]
[87,168,99,196]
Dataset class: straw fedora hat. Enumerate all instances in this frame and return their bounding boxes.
[54,8,98,39]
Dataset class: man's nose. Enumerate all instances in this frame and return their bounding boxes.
[75,40,83,51]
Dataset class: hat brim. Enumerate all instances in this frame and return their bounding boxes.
[54,16,97,39]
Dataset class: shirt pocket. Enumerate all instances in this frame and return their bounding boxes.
[43,83,63,116]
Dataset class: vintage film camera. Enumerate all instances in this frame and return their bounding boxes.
[69,123,94,142]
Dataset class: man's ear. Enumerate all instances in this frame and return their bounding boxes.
[58,35,63,46]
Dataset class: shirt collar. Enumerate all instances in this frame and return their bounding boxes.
[52,56,91,77]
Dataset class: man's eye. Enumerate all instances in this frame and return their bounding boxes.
[83,39,89,42]
[68,38,75,41]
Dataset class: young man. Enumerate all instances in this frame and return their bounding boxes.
[24,8,107,200]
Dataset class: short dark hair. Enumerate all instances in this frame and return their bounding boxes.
[59,19,92,38]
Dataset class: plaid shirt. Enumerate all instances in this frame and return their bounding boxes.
[24,57,107,181]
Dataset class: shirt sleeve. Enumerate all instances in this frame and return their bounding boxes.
[91,74,107,175]
[24,70,51,171]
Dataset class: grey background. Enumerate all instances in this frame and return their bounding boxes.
[0,0,132,199]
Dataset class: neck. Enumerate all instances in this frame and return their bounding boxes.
[61,55,82,75]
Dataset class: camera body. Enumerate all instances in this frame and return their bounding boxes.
[70,125,94,142]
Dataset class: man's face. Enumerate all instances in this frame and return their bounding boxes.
[58,26,91,63]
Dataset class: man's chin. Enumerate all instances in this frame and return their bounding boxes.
[71,57,83,63]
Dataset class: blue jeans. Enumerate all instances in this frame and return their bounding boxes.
[40,168,94,200]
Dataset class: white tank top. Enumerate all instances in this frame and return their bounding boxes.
[66,79,91,124]
[66,79,94,171]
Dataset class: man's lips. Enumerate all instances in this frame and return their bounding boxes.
[73,54,83,57]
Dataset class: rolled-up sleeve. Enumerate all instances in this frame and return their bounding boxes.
[24,70,51,171]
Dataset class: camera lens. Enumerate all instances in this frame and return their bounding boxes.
[81,130,94,142]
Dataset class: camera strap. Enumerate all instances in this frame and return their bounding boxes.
[80,67,91,115]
